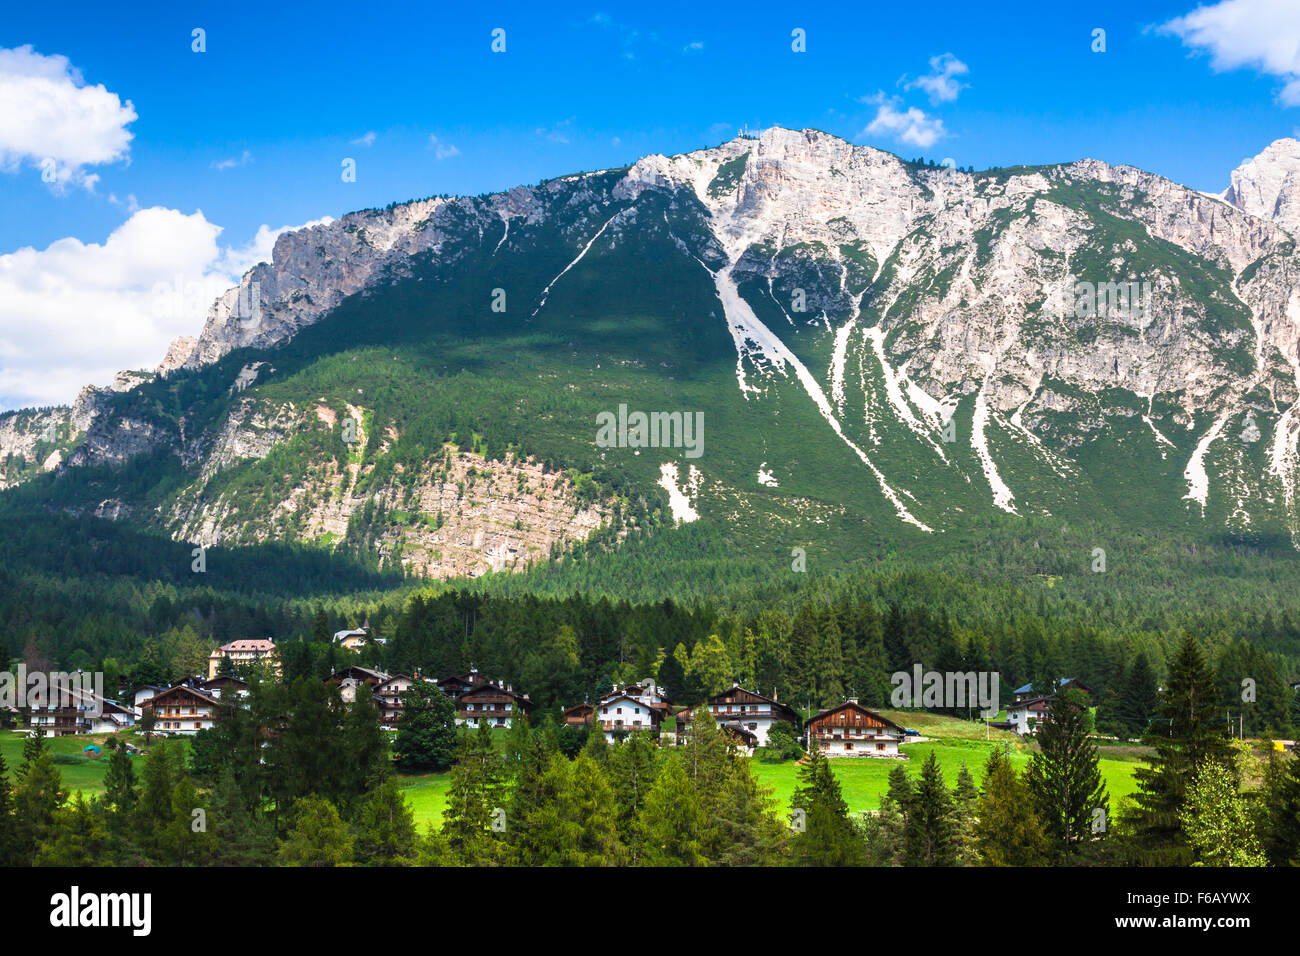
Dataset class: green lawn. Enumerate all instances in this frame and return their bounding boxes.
[1,730,115,795]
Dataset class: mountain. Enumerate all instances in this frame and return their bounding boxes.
[5,127,1300,582]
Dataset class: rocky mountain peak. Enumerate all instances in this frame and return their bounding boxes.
[1223,137,1300,236]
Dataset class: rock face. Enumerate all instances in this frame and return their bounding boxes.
[7,128,1300,556]
[1223,138,1300,239]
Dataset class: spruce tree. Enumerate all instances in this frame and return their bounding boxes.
[0,750,16,866]
[951,763,980,865]
[792,746,864,865]
[1117,652,1159,737]
[277,795,354,866]
[1128,634,1229,865]
[636,756,706,866]
[352,777,418,866]
[975,748,1049,865]
[1025,688,1107,860]
[902,751,957,866]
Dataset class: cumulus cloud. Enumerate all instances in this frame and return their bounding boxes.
[906,53,970,104]
[0,210,332,410]
[0,45,136,189]
[861,94,947,148]
[1163,0,1300,105]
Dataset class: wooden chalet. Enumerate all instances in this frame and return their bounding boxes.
[437,667,485,699]
[373,674,419,727]
[457,681,533,729]
[675,684,800,749]
[563,702,594,727]
[141,684,220,735]
[806,699,907,757]
[200,675,249,700]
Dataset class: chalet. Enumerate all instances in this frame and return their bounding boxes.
[132,684,166,715]
[1011,678,1091,703]
[598,679,672,715]
[563,702,594,727]
[437,667,485,699]
[141,685,219,735]
[593,693,663,742]
[22,676,135,736]
[675,684,800,749]
[325,665,390,703]
[333,628,370,652]
[373,674,419,728]
[208,639,280,679]
[1001,696,1056,736]
[457,682,534,729]
[806,699,908,757]
[200,675,249,700]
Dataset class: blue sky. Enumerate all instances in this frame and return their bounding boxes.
[2,0,1300,408]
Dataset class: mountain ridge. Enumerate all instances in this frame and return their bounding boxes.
[5,127,1300,578]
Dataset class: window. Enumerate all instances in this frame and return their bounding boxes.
[876,743,885,751]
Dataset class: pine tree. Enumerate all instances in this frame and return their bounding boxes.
[12,744,64,865]
[441,720,506,863]
[606,730,658,851]
[951,763,980,865]
[902,751,956,865]
[974,748,1049,865]
[342,683,390,806]
[1116,652,1159,737]
[636,756,706,866]
[0,750,16,866]
[1127,635,1230,865]
[207,765,274,866]
[103,738,138,823]
[792,746,864,865]
[277,795,354,866]
[865,763,911,865]
[353,777,418,866]
[1025,688,1107,861]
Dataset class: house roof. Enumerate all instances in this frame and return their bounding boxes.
[1012,677,1089,695]
[214,639,276,654]
[807,699,906,733]
[144,684,219,708]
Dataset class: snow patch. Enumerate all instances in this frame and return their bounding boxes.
[972,380,1017,514]
[1183,412,1231,508]
[658,462,700,523]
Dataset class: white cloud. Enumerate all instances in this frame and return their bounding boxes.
[0,209,332,409]
[211,149,253,172]
[684,41,704,53]
[0,45,136,189]
[861,94,947,149]
[351,131,377,147]
[428,134,460,159]
[1163,0,1300,105]
[906,53,969,104]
